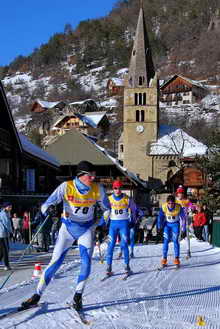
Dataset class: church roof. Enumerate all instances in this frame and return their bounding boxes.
[127,4,155,87]
[150,126,207,157]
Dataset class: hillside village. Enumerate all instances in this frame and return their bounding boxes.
[0,0,220,213]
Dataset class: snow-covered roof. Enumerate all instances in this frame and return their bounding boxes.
[74,112,107,128]
[83,112,107,127]
[160,75,207,90]
[86,136,147,188]
[116,68,128,77]
[52,112,107,129]
[19,133,60,167]
[36,100,65,109]
[69,99,95,106]
[99,98,118,108]
[150,127,207,157]
[109,78,124,86]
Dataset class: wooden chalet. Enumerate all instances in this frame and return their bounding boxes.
[168,165,206,199]
[0,82,60,212]
[49,112,109,137]
[68,99,98,114]
[160,75,208,106]
[106,78,124,97]
[31,100,66,113]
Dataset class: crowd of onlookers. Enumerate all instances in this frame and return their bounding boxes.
[0,203,62,270]
[190,203,213,242]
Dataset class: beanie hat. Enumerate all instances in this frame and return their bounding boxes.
[2,202,12,208]
[176,185,184,194]
[112,180,123,189]
[76,161,95,176]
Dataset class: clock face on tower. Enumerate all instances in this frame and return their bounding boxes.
[136,125,144,133]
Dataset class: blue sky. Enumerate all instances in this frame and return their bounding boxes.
[1,0,118,66]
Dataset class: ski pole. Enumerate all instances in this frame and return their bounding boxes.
[186,215,191,259]
[0,214,50,291]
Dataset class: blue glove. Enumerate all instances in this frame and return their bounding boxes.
[128,222,135,229]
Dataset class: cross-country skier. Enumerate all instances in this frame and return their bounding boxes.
[105,180,137,275]
[175,185,194,257]
[117,207,144,259]
[21,161,110,311]
[157,194,186,268]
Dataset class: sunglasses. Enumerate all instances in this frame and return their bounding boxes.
[78,171,96,177]
[113,187,121,190]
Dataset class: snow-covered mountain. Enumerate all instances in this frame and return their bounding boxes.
[2,62,220,137]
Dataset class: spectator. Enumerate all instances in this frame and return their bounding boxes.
[202,204,212,242]
[0,202,13,270]
[22,211,30,244]
[12,213,22,242]
[193,205,207,241]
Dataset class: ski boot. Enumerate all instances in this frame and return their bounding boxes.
[21,294,41,309]
[124,264,131,274]
[73,292,82,311]
[158,258,167,270]
[173,257,180,269]
[106,265,113,276]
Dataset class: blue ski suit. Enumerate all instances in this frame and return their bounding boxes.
[106,193,137,267]
[157,202,186,259]
[36,177,110,296]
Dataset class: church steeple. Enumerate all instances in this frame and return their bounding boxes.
[128,2,155,87]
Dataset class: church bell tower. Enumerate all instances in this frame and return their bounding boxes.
[123,1,159,180]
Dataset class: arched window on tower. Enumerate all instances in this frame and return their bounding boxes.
[136,110,140,122]
[135,93,138,105]
[139,76,143,86]
[139,93,142,105]
[141,110,145,122]
[143,93,146,105]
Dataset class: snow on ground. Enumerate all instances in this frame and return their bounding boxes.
[1,239,220,328]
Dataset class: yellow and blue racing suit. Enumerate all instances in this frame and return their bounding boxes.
[157,203,186,259]
[36,177,110,295]
[106,193,137,266]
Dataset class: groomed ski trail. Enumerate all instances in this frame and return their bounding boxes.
[1,239,220,328]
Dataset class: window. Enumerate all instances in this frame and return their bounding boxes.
[133,50,136,56]
[134,93,146,105]
[135,93,138,105]
[143,93,146,105]
[136,110,140,122]
[139,76,143,86]
[139,93,142,105]
[120,144,124,153]
[141,110,145,122]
